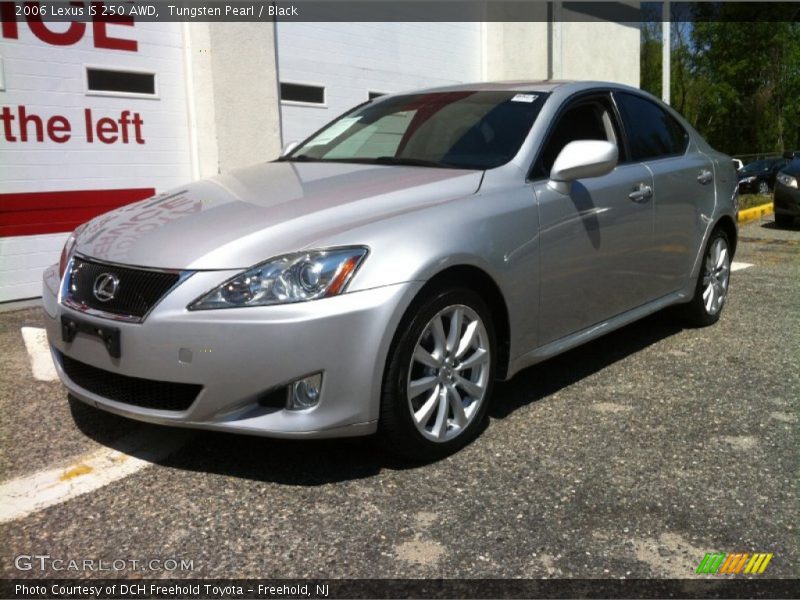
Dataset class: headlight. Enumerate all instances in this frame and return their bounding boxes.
[59,223,87,278]
[188,247,368,310]
[740,176,756,184]
[777,173,798,189]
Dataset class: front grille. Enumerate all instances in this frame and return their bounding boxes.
[66,257,181,320]
[57,351,202,412]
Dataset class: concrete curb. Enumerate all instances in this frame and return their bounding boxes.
[738,202,773,224]
[0,298,41,313]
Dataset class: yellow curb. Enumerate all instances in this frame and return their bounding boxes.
[738,202,773,224]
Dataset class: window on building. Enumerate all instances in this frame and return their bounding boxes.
[280,82,325,105]
[615,92,689,161]
[86,68,156,96]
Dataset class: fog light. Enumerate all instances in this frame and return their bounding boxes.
[287,373,322,410]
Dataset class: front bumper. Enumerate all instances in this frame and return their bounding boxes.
[43,264,421,438]
[773,183,800,216]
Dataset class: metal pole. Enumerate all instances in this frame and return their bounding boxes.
[662,0,671,104]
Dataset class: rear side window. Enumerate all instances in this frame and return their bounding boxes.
[615,92,688,161]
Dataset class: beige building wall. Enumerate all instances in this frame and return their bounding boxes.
[484,16,640,87]
[483,21,550,81]
[556,20,640,87]
[184,22,282,177]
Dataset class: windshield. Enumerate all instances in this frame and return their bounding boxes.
[284,91,550,170]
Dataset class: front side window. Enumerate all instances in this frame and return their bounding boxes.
[285,91,550,170]
[531,96,620,179]
[615,92,689,161]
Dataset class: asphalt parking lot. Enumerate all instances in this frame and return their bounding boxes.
[0,219,797,580]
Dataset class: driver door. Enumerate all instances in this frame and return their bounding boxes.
[531,94,656,345]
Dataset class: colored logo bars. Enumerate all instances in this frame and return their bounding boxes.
[697,552,774,574]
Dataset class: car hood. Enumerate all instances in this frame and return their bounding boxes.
[75,161,483,270]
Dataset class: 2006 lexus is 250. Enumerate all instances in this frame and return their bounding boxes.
[44,81,738,459]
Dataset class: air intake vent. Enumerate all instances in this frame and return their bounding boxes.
[57,351,202,412]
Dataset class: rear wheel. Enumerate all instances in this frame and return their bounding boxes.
[775,213,794,228]
[683,228,731,327]
[379,288,496,460]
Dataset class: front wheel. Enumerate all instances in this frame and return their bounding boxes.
[757,180,770,195]
[683,228,731,327]
[379,288,496,460]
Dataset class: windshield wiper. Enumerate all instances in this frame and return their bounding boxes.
[277,155,325,162]
[278,155,473,169]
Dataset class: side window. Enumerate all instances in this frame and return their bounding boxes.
[615,92,689,161]
[532,97,619,179]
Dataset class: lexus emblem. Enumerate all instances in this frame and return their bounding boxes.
[93,273,120,302]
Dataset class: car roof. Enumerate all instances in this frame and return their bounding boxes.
[390,80,641,96]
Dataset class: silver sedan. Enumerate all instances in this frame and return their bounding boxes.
[44,81,738,459]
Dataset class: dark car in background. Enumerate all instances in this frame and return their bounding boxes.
[774,159,800,227]
[738,157,789,194]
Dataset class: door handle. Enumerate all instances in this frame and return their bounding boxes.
[628,183,653,203]
[697,169,714,185]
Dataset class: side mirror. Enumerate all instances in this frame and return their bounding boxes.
[281,141,300,157]
[548,140,619,194]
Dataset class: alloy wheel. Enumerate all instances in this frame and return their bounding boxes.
[406,305,491,442]
[701,237,730,315]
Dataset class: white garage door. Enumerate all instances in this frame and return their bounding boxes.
[276,22,483,144]
[0,17,191,302]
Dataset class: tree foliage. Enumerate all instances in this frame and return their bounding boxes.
[640,4,800,156]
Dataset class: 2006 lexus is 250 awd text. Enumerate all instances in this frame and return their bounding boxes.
[44,81,738,459]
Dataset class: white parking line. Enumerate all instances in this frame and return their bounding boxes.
[0,429,190,523]
[731,262,753,272]
[20,326,58,382]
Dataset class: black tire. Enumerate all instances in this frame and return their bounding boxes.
[775,213,794,228]
[683,228,731,327]
[379,287,496,460]
[757,180,770,195]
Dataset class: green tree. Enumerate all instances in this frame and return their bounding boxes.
[640,7,662,98]
[641,3,800,156]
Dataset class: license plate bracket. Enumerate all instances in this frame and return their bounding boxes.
[61,316,121,358]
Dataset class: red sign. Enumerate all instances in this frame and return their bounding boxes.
[1,106,145,144]
[0,188,156,237]
[0,2,137,51]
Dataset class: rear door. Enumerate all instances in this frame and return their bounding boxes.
[613,92,715,297]
[531,93,656,345]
